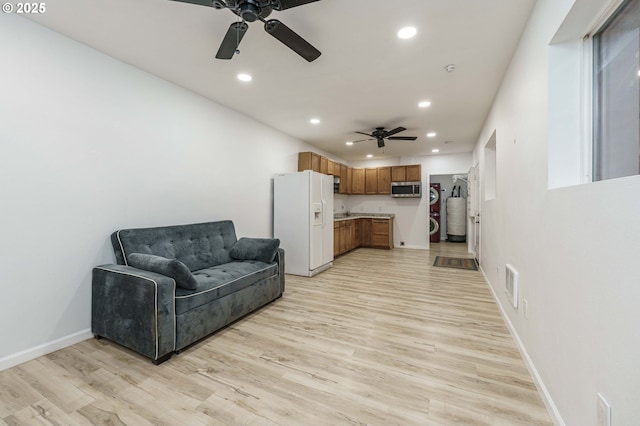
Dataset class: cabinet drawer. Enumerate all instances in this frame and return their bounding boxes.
[371,235,389,246]
[372,220,389,234]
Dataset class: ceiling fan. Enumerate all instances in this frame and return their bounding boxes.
[170,0,322,62]
[353,127,418,148]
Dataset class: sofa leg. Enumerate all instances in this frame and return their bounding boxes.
[153,353,173,365]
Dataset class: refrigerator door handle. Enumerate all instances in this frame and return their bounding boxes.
[321,199,326,226]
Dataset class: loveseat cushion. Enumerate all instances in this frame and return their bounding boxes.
[229,238,280,264]
[112,221,237,271]
[174,260,278,315]
[128,253,198,290]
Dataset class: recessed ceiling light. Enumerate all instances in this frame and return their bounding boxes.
[432,149,440,153]
[310,118,320,125]
[346,141,354,146]
[366,154,373,158]
[418,101,431,108]
[397,26,417,39]
[237,73,252,82]
[427,132,437,138]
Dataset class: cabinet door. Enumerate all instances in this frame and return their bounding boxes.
[391,166,406,182]
[351,168,365,194]
[354,218,361,247]
[311,153,321,172]
[350,221,357,250]
[320,156,328,174]
[339,164,348,194]
[334,223,340,256]
[327,160,335,176]
[346,167,353,194]
[339,223,348,254]
[365,168,378,194]
[406,164,421,181]
[360,219,372,247]
[298,152,312,171]
[377,167,391,194]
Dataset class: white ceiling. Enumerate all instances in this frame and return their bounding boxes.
[27,0,535,161]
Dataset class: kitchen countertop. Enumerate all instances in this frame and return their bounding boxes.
[334,213,395,222]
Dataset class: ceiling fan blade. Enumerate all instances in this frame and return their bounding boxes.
[388,136,418,141]
[169,0,216,7]
[355,131,373,137]
[270,0,321,11]
[264,19,321,62]
[383,127,406,138]
[216,21,249,60]
[352,138,374,143]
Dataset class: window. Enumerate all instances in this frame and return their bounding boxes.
[592,0,640,181]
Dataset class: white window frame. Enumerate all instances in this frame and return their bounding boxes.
[585,0,637,182]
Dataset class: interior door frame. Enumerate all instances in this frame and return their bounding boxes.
[468,163,481,262]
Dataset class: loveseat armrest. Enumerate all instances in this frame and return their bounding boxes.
[92,264,176,363]
[276,248,285,294]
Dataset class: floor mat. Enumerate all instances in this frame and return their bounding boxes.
[433,256,478,271]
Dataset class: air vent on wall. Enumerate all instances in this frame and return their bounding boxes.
[505,264,519,308]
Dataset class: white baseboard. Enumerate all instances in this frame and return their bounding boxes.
[396,244,428,250]
[0,328,93,372]
[479,266,565,426]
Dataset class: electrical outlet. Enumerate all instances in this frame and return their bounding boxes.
[597,393,611,426]
[523,299,528,319]
[400,241,405,246]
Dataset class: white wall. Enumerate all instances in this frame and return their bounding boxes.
[0,16,326,369]
[348,154,472,249]
[473,0,640,424]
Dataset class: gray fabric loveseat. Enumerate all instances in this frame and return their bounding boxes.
[92,220,284,364]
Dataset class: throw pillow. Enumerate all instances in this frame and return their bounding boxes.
[128,253,198,290]
[229,238,280,264]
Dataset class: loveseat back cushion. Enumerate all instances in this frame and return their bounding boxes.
[229,238,280,264]
[112,221,237,271]
[127,253,198,290]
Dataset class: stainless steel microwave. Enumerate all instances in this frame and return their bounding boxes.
[390,181,421,198]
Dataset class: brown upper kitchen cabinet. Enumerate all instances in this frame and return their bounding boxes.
[339,164,348,194]
[327,159,336,176]
[320,156,328,174]
[352,168,365,194]
[377,167,391,194]
[391,165,422,182]
[365,168,378,194]
[298,152,321,172]
[346,167,353,194]
[406,164,421,181]
[391,166,406,182]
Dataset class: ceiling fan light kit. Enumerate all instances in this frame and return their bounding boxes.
[171,0,322,62]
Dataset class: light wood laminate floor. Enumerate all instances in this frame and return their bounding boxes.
[0,243,552,425]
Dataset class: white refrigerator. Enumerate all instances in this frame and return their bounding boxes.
[273,170,334,277]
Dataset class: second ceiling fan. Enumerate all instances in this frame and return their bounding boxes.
[170,0,322,62]
[353,127,418,148]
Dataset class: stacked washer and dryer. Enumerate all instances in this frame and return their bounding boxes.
[429,184,441,243]
[429,179,467,243]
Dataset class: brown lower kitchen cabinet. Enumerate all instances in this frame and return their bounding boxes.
[334,217,393,257]
[371,218,394,249]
